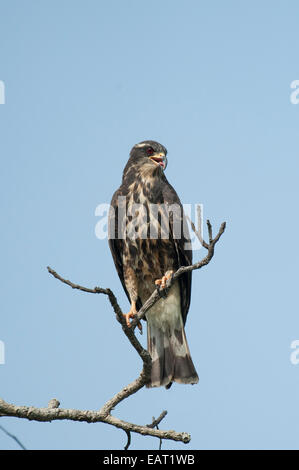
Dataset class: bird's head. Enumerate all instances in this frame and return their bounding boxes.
[129,140,168,171]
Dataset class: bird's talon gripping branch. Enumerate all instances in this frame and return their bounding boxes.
[155,270,174,289]
[123,302,142,333]
[155,270,174,298]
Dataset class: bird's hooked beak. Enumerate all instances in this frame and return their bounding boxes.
[149,152,167,170]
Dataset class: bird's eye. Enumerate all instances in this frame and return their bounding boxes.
[146,147,154,156]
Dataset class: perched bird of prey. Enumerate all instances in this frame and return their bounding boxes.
[108,140,199,388]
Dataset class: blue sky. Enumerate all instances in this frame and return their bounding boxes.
[1,0,299,450]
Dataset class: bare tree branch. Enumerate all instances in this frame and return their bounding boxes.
[0,219,225,447]
[0,397,189,443]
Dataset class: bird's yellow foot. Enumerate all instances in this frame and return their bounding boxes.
[155,270,174,292]
[123,302,142,333]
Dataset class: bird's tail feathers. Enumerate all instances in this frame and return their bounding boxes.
[146,319,199,388]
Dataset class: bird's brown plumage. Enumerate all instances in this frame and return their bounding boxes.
[108,141,198,388]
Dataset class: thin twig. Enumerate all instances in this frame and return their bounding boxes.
[124,430,131,450]
[46,267,110,295]
[146,410,168,429]
[0,424,26,450]
[124,410,168,450]
[147,410,168,451]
